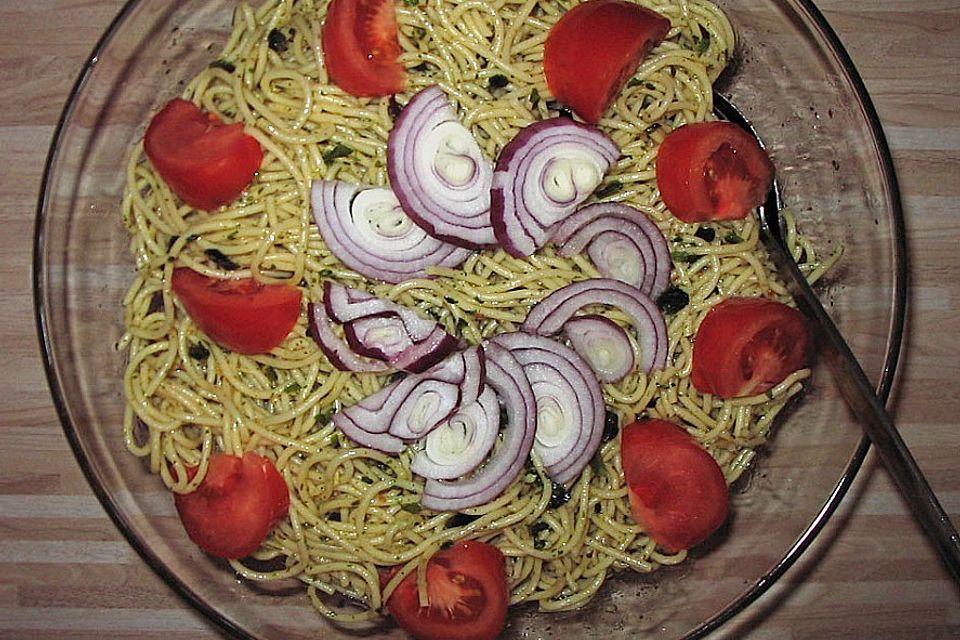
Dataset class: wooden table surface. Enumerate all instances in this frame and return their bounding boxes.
[1,1,958,638]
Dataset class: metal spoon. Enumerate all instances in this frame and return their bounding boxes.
[712,93,960,585]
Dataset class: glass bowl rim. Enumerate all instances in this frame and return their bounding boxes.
[32,0,909,638]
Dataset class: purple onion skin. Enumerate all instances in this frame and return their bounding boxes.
[490,118,619,258]
[420,341,537,511]
[388,85,496,248]
[522,278,668,373]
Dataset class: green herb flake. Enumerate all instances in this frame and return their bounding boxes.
[401,503,422,514]
[595,180,623,199]
[529,87,541,107]
[209,59,236,73]
[724,231,744,244]
[404,0,419,6]
[670,250,700,263]
[696,29,712,55]
[283,381,302,394]
[627,77,643,88]
[590,450,606,478]
[322,143,353,164]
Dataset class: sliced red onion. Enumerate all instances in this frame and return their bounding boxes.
[307,302,390,373]
[561,314,635,383]
[344,314,413,361]
[334,347,485,452]
[388,325,462,373]
[490,118,619,257]
[522,278,668,373]
[311,180,472,283]
[388,346,485,440]
[388,85,495,248]
[491,332,604,485]
[552,202,671,298]
[321,281,459,373]
[421,341,536,511]
[410,387,500,481]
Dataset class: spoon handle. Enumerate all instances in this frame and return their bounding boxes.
[759,213,960,586]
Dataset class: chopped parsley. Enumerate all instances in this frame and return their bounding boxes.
[322,143,353,164]
[594,180,623,199]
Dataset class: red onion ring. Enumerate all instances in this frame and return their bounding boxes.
[522,278,668,373]
[307,302,390,373]
[492,332,604,485]
[490,118,619,257]
[561,314,636,383]
[552,202,671,298]
[321,281,459,373]
[410,387,501,481]
[388,85,495,248]
[311,180,472,283]
[334,347,485,450]
[420,341,537,511]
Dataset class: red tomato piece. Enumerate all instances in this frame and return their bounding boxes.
[171,268,302,355]
[656,121,775,222]
[692,297,811,398]
[174,452,290,559]
[143,99,263,211]
[383,540,509,640]
[322,0,406,97]
[544,0,670,124]
[620,419,729,553]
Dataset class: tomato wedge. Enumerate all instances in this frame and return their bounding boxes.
[143,98,263,211]
[383,540,509,640]
[620,419,729,553]
[171,268,302,355]
[656,121,775,222]
[174,452,290,559]
[322,0,406,97]
[692,296,811,398]
[544,0,670,124]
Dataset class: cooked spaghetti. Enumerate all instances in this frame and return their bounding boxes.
[118,0,839,624]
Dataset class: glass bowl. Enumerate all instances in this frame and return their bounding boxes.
[34,0,906,638]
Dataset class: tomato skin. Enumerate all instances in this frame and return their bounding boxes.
[656,121,774,222]
[174,452,290,559]
[143,99,263,211]
[322,0,406,97]
[383,540,509,640]
[544,0,670,124]
[692,297,810,398]
[620,419,729,553]
[171,268,302,355]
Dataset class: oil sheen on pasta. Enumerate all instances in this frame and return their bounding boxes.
[118,0,837,623]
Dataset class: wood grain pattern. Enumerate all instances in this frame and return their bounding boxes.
[1,1,957,638]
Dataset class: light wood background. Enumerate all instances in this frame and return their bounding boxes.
[1,1,957,638]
